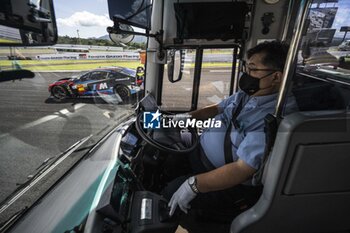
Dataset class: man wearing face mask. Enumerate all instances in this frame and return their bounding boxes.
[164,41,298,222]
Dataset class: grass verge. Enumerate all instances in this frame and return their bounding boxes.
[0,59,233,71]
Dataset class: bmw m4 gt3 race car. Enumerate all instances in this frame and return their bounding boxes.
[48,67,143,102]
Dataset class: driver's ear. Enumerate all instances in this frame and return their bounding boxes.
[272,71,283,84]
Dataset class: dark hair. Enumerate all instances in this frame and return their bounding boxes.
[247,41,289,71]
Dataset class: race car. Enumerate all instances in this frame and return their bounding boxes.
[48,67,143,102]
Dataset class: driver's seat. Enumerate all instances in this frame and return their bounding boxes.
[231,111,350,233]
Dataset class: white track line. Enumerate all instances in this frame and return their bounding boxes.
[0,104,86,139]
[21,103,86,130]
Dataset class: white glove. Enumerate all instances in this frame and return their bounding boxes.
[168,178,197,216]
[172,113,191,122]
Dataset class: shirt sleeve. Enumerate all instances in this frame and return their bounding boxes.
[236,132,266,170]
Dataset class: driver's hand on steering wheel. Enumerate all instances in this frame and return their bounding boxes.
[168,177,197,216]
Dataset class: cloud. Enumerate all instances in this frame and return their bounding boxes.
[57,11,112,27]
[331,7,350,37]
[333,8,350,26]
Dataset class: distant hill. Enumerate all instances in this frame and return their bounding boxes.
[98,35,110,40]
[58,35,115,47]
[133,35,147,43]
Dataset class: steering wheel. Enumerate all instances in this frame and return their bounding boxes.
[135,111,199,154]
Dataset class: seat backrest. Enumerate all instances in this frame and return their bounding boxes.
[231,111,350,233]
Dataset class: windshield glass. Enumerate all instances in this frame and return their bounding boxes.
[298,0,350,83]
[0,0,145,210]
[291,0,350,114]
[161,48,236,111]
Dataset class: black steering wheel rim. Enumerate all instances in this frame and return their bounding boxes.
[135,112,199,154]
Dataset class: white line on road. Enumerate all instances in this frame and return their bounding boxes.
[21,103,86,130]
[103,111,112,119]
[21,115,59,130]
[209,70,231,73]
[0,104,86,139]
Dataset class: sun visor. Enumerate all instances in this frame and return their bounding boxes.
[174,2,249,43]
[107,0,152,30]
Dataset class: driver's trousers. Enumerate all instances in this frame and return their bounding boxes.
[162,145,262,223]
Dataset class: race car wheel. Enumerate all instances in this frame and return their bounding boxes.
[114,85,131,101]
[51,85,68,101]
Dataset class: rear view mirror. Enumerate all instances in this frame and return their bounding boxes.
[167,49,185,83]
[0,0,57,46]
[109,24,135,45]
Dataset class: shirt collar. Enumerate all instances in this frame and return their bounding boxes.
[254,92,278,107]
[241,91,278,108]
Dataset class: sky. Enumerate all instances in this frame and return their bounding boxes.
[54,0,113,38]
[53,0,350,39]
[332,1,350,38]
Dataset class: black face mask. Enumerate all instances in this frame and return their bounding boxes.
[239,72,275,95]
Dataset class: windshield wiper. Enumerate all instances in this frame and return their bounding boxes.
[18,140,97,185]
[0,207,28,232]
[13,136,94,189]
[24,156,55,181]
[0,135,93,215]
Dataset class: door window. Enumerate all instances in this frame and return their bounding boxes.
[108,72,123,79]
[299,0,350,82]
[161,48,237,111]
[161,49,195,111]
[80,73,90,81]
[197,49,234,108]
[295,0,350,112]
[90,71,108,80]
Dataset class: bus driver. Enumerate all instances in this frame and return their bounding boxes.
[163,41,299,221]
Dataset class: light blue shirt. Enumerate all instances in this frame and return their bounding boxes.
[200,90,298,170]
